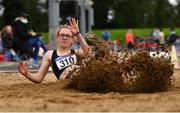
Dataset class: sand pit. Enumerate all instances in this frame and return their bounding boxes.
[0,70,179,112]
[0,32,177,112]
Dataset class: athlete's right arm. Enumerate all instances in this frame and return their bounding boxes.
[18,51,53,83]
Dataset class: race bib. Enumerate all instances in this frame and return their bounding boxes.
[55,54,77,70]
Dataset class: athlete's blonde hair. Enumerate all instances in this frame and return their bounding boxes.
[56,24,73,37]
[56,24,78,47]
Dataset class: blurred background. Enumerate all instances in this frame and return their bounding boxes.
[0,0,180,49]
[0,0,179,43]
[0,0,180,68]
[0,0,179,29]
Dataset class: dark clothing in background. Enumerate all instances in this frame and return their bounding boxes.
[167,34,179,44]
[1,32,13,49]
[11,19,31,56]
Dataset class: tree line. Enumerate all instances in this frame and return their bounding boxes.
[93,0,180,29]
[0,0,180,31]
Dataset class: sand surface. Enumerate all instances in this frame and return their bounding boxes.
[0,70,180,112]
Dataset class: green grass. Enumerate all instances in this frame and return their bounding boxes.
[93,28,180,44]
[41,28,180,44]
[39,32,49,44]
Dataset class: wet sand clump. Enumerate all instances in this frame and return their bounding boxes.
[122,51,174,92]
[68,32,174,93]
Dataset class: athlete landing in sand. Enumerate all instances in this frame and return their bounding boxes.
[18,18,90,83]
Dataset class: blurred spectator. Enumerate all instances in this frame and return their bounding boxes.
[28,30,47,68]
[11,13,47,67]
[175,37,180,45]
[0,32,3,54]
[152,28,161,44]
[125,29,134,49]
[112,39,122,52]
[11,13,31,57]
[166,28,179,44]
[101,29,111,41]
[28,30,47,53]
[1,25,17,61]
[159,28,165,45]
[1,25,14,49]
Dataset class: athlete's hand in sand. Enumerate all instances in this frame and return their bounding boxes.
[18,61,29,76]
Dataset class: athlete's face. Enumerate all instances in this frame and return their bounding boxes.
[57,28,74,48]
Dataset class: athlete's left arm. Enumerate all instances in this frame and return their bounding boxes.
[69,18,90,54]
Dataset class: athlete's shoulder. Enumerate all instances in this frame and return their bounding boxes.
[44,50,54,59]
[46,50,54,54]
[45,50,54,55]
